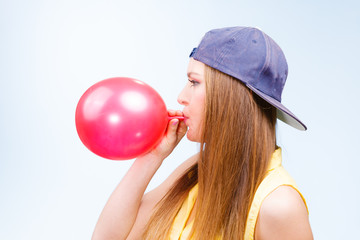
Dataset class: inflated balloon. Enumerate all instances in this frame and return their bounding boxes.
[75,77,178,160]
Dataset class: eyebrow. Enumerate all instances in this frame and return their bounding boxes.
[187,72,202,78]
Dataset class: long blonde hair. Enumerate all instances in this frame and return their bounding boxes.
[143,65,277,239]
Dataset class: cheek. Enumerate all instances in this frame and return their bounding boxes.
[188,90,205,142]
[194,90,206,121]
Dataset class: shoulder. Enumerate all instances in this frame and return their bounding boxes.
[255,186,313,240]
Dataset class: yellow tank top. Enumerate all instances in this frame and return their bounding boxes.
[169,148,308,240]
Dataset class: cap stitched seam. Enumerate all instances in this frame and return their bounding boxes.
[216,29,241,69]
[257,31,271,89]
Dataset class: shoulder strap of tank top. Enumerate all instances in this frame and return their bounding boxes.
[244,165,308,240]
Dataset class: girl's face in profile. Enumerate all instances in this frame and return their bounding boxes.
[178,58,206,142]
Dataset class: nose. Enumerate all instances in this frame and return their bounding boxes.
[177,86,188,106]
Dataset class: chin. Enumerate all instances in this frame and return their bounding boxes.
[186,131,201,143]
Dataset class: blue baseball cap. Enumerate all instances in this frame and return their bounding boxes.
[190,26,307,131]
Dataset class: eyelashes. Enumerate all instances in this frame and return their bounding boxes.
[188,79,199,86]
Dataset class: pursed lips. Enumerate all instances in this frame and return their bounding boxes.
[182,112,189,123]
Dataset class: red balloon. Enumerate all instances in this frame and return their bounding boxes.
[75,77,168,160]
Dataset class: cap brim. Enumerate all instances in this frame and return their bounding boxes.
[246,84,307,131]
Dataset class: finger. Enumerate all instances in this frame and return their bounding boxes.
[168,109,176,116]
[175,110,183,117]
[177,120,187,137]
[170,119,179,129]
[166,119,179,141]
[167,119,179,134]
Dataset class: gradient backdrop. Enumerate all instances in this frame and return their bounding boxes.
[1,0,359,239]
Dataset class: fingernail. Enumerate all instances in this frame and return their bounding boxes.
[172,120,179,125]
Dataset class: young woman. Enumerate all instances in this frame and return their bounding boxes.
[92,27,313,240]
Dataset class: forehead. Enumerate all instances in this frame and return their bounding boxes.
[187,58,205,79]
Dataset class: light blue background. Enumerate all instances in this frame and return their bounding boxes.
[1,0,359,239]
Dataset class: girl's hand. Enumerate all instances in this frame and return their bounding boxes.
[144,110,187,160]
[92,110,187,240]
